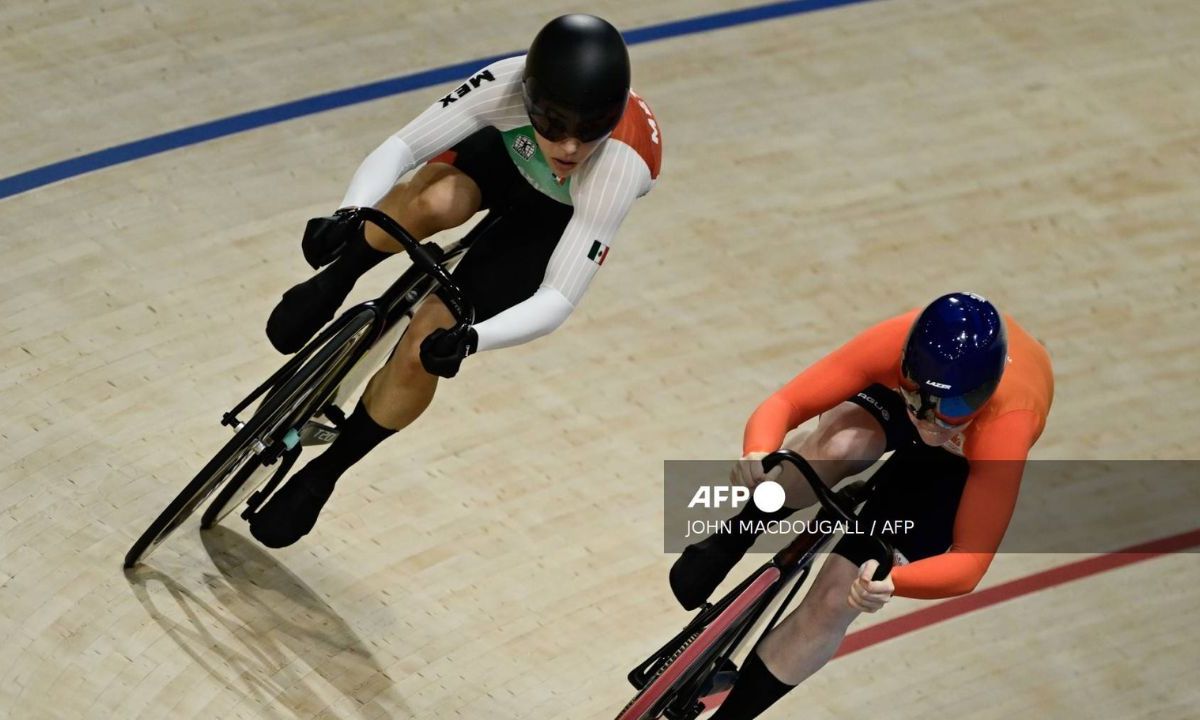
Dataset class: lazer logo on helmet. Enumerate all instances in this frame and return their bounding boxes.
[924,380,952,389]
[439,70,496,108]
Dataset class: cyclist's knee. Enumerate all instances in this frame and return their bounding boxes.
[806,556,862,626]
[765,559,858,657]
[798,403,886,475]
[413,169,479,228]
[392,299,455,375]
[397,166,479,237]
[363,166,477,248]
[800,426,856,463]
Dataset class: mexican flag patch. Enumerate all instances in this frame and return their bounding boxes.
[588,240,610,266]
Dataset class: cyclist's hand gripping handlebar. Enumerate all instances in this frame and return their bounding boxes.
[760,449,894,581]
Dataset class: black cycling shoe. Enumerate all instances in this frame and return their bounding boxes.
[248,463,338,549]
[301,215,354,270]
[265,272,350,354]
[669,535,750,611]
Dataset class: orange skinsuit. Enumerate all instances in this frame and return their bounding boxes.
[742,310,1054,599]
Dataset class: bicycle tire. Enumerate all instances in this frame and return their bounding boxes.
[199,310,376,528]
[122,309,377,568]
[614,567,781,720]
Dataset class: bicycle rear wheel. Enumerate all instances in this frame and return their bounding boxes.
[122,308,377,568]
[614,566,781,720]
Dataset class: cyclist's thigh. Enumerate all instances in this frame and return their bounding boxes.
[775,384,909,502]
[831,441,970,567]
[447,199,570,323]
[784,401,888,490]
[369,163,481,245]
[426,126,525,210]
[843,383,921,452]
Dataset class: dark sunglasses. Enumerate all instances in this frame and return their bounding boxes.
[898,379,978,430]
[524,90,623,143]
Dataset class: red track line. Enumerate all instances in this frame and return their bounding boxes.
[834,528,1200,658]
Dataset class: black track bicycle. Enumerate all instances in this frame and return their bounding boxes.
[615,450,894,720]
[124,207,483,569]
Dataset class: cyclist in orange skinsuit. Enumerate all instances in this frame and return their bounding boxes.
[671,292,1053,720]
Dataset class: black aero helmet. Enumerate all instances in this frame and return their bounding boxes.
[523,14,631,142]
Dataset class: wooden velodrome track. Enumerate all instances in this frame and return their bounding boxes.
[2,0,1198,717]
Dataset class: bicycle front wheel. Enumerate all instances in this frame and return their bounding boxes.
[123,308,377,568]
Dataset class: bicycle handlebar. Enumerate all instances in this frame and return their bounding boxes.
[343,206,474,326]
[761,449,895,582]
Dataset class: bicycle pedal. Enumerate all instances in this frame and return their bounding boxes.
[240,496,261,520]
[698,660,738,697]
[244,444,300,517]
[243,485,277,517]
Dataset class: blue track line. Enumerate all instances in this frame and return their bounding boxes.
[0,0,876,201]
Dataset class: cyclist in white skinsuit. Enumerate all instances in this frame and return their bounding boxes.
[251,15,663,548]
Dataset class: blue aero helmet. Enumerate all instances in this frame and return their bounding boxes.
[900,292,1008,428]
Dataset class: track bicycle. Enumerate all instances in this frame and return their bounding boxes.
[124,207,487,568]
[615,450,894,720]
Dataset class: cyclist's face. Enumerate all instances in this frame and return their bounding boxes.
[533,130,604,178]
[898,377,976,446]
[908,410,960,446]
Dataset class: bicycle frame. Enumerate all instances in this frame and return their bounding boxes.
[124,208,498,567]
[628,523,826,687]
[211,213,486,496]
